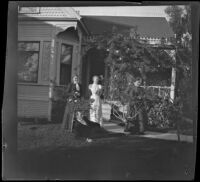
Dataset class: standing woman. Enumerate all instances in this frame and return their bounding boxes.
[89,76,103,127]
[61,75,82,132]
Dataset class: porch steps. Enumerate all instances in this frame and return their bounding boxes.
[102,102,112,121]
[103,122,124,133]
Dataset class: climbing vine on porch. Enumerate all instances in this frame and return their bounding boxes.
[85,27,174,99]
[84,26,188,130]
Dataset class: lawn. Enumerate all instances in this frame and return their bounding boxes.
[15,122,195,180]
[18,122,124,150]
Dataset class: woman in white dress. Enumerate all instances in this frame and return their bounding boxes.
[89,76,103,127]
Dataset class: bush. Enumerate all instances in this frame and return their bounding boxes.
[146,96,182,129]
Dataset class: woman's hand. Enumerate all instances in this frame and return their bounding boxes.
[90,98,95,103]
[75,92,80,96]
[96,90,101,96]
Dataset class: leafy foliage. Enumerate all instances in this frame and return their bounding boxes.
[165,5,184,42]
[85,27,177,124]
[76,20,192,130]
[175,48,192,118]
[103,29,174,103]
[147,97,181,129]
[164,5,192,120]
[165,5,192,47]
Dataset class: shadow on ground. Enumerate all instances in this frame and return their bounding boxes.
[15,122,195,180]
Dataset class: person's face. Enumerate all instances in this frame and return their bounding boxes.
[76,112,82,120]
[93,77,99,84]
[134,79,141,86]
[73,76,78,83]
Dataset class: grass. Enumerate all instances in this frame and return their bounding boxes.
[16,122,195,180]
[18,122,123,150]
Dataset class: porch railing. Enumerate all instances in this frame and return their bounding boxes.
[104,85,171,101]
[140,85,171,99]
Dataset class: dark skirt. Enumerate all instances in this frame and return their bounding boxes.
[73,118,102,138]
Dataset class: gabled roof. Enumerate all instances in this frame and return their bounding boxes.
[18,7,80,20]
[82,16,174,39]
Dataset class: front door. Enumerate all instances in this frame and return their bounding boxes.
[89,48,105,84]
[59,43,73,86]
[82,48,106,98]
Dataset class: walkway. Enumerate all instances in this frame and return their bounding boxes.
[102,102,193,143]
[103,120,193,143]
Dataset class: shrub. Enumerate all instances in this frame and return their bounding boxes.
[146,96,181,129]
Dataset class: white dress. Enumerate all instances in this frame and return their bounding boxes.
[89,84,103,126]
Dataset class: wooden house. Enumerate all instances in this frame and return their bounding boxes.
[17,7,175,121]
[18,7,88,120]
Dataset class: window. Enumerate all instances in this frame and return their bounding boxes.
[18,42,40,83]
[60,44,73,85]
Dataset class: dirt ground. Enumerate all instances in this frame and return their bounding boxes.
[15,123,195,180]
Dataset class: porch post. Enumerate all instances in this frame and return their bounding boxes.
[170,67,176,102]
[77,26,83,81]
[48,29,57,121]
[170,49,176,103]
[104,64,109,99]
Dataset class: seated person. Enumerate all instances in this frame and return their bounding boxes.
[73,111,105,141]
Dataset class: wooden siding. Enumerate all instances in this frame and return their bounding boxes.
[18,100,49,117]
[18,84,49,98]
[18,23,53,39]
[18,84,49,118]
[17,21,83,118]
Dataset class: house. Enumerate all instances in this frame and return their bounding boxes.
[18,7,88,120]
[17,7,175,121]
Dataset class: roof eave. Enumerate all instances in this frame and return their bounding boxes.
[79,18,90,35]
[18,16,79,21]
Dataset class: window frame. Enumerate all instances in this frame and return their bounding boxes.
[18,41,41,84]
[57,40,75,86]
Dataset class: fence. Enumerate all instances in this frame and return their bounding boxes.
[141,85,171,100]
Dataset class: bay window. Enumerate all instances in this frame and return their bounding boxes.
[18,42,40,83]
